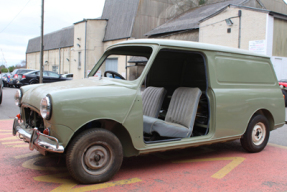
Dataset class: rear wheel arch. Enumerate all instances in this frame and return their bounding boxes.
[65,119,139,157]
[252,109,274,131]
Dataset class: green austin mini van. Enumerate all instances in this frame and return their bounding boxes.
[13,39,285,184]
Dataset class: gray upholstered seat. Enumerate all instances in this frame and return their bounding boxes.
[142,86,166,118]
[143,87,202,138]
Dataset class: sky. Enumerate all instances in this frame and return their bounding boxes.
[0,0,105,67]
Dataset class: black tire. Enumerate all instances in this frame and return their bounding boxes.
[29,81,38,84]
[66,128,123,184]
[240,114,270,153]
[0,90,2,105]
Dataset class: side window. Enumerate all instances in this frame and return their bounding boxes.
[43,72,49,77]
[105,58,118,72]
[49,72,60,78]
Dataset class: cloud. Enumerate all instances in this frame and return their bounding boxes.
[0,0,105,67]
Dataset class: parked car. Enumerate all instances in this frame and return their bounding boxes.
[0,72,2,105]
[9,69,35,88]
[61,73,73,78]
[2,73,11,87]
[12,39,285,184]
[18,70,71,87]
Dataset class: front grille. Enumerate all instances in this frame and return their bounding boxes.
[23,107,45,133]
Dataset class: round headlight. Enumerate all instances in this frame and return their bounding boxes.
[40,96,52,120]
[14,90,22,106]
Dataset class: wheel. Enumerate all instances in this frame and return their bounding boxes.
[66,128,123,184]
[0,90,2,105]
[29,81,38,84]
[240,114,270,153]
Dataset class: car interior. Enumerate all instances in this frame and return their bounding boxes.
[93,46,210,144]
[142,49,210,143]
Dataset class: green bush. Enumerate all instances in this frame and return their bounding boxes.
[1,68,8,73]
[199,0,206,5]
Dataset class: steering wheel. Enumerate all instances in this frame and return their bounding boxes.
[104,71,125,80]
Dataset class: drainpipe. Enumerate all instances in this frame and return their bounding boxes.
[238,10,242,49]
[58,48,61,74]
[125,38,128,79]
[84,19,87,78]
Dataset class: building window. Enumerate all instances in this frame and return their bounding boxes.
[52,66,58,73]
[78,52,81,69]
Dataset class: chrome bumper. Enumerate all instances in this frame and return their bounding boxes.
[12,118,64,155]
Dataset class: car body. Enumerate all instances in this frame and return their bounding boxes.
[18,70,71,87]
[12,39,285,184]
[61,73,73,78]
[9,69,35,88]
[0,73,2,104]
[279,81,287,88]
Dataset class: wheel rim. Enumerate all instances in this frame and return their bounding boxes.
[252,122,266,146]
[81,142,112,175]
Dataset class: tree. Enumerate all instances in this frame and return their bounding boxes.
[8,66,15,72]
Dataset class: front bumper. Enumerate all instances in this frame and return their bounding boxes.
[12,118,64,155]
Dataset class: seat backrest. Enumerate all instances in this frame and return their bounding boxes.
[165,87,202,137]
[142,86,166,118]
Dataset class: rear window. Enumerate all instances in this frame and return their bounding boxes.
[18,70,33,75]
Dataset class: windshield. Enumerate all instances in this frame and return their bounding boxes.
[89,46,152,81]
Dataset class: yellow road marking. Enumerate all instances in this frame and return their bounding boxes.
[22,156,67,171]
[23,156,142,191]
[0,130,11,132]
[0,133,13,135]
[268,143,287,150]
[173,157,245,179]
[2,141,24,144]
[7,144,28,148]
[0,119,13,121]
[14,152,39,159]
[33,173,142,192]
[0,136,17,141]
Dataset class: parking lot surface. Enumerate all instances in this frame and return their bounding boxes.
[1,119,287,192]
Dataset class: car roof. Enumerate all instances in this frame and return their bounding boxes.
[110,39,270,58]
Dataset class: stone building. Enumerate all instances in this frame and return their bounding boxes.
[26,0,287,80]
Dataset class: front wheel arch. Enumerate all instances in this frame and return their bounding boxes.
[65,119,139,157]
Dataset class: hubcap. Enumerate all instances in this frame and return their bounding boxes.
[252,122,266,146]
[82,144,112,175]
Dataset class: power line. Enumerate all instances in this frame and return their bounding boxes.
[0,0,33,34]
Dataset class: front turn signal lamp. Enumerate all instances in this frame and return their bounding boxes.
[43,128,50,135]
[16,114,21,120]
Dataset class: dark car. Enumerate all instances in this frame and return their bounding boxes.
[9,69,35,88]
[18,70,71,86]
[2,73,11,87]
[0,72,2,105]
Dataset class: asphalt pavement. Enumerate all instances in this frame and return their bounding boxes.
[0,86,20,119]
[0,86,287,146]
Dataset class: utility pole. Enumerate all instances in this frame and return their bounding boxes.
[40,0,44,83]
[238,10,242,49]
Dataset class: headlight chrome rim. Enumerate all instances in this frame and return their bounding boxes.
[40,96,52,120]
[14,89,22,106]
